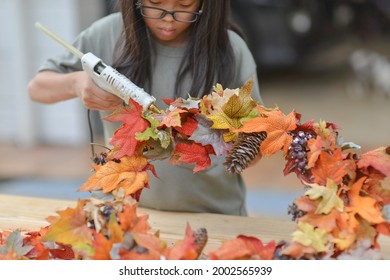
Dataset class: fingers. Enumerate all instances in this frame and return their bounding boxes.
[77,73,124,110]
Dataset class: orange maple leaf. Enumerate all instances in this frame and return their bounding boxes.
[280,241,316,259]
[311,149,355,186]
[120,232,166,260]
[209,235,275,260]
[306,137,323,168]
[238,107,297,157]
[117,204,151,234]
[104,100,150,158]
[92,231,113,260]
[159,108,186,128]
[299,209,341,233]
[345,177,385,229]
[165,224,199,260]
[79,156,151,197]
[42,200,93,252]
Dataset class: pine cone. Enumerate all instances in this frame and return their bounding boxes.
[224,132,266,174]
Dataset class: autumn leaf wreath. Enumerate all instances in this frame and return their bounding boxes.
[1,79,390,260]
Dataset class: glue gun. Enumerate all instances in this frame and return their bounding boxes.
[35,22,158,112]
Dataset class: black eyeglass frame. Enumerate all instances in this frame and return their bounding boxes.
[135,0,204,23]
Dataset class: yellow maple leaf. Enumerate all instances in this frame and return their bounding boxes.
[333,230,357,250]
[292,222,329,253]
[205,79,258,141]
[42,200,93,252]
[305,179,344,214]
[79,156,151,197]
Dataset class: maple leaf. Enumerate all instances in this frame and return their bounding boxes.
[165,224,199,260]
[170,142,215,173]
[189,115,232,156]
[304,179,344,214]
[79,156,151,197]
[280,241,316,259]
[311,149,355,186]
[105,100,150,158]
[206,80,258,138]
[239,107,297,157]
[49,243,75,260]
[117,204,151,234]
[167,96,200,111]
[376,222,390,237]
[306,137,323,168]
[135,114,161,142]
[357,146,390,177]
[336,239,382,260]
[120,232,166,260]
[92,231,113,260]
[299,209,341,233]
[294,195,319,214]
[0,230,33,259]
[23,232,50,260]
[200,85,239,115]
[107,212,124,242]
[345,177,385,227]
[333,230,357,251]
[209,235,276,260]
[159,108,186,128]
[292,222,329,253]
[42,200,94,253]
[174,116,198,136]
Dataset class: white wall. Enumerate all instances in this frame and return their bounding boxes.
[0,0,105,147]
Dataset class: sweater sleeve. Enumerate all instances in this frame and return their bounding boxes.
[38,13,123,74]
[228,30,263,105]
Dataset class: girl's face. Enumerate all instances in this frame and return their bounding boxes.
[139,0,201,47]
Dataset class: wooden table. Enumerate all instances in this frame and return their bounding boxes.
[1,194,390,259]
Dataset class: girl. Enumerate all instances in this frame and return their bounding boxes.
[28,0,262,216]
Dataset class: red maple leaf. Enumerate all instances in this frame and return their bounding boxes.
[357,146,390,178]
[104,100,150,158]
[209,235,275,260]
[170,142,215,173]
[174,116,198,136]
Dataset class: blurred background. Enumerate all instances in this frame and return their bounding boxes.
[1,0,389,218]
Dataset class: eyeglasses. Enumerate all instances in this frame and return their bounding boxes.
[136,1,204,23]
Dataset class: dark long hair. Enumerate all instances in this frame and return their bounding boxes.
[112,0,238,98]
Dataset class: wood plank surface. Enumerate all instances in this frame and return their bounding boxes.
[1,194,390,258]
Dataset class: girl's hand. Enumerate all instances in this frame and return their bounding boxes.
[73,71,123,111]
